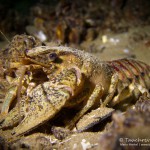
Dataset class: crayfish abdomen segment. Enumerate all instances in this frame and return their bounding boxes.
[107,59,149,87]
[102,59,150,108]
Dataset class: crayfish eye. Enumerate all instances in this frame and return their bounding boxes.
[49,52,58,61]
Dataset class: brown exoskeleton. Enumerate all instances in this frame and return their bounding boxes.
[0,46,149,139]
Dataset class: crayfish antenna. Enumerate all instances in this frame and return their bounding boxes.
[0,30,10,43]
